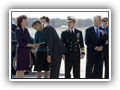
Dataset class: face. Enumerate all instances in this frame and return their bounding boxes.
[21,19,28,27]
[32,23,42,31]
[67,22,75,29]
[102,19,108,27]
[94,16,102,26]
[40,19,47,24]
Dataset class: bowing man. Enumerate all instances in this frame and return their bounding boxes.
[32,20,67,78]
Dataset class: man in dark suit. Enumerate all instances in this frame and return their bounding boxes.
[85,15,105,78]
[61,16,85,78]
[32,20,67,78]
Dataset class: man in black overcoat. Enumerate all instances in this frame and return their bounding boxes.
[32,20,67,78]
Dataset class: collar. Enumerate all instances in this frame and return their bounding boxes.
[93,25,99,31]
[69,28,75,33]
[44,23,48,27]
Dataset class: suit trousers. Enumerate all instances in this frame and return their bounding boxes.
[103,44,109,79]
[50,57,62,78]
[86,53,103,78]
[65,59,80,78]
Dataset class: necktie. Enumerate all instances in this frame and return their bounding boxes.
[72,30,73,34]
[96,28,99,40]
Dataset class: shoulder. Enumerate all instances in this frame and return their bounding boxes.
[99,26,104,30]
[75,29,82,33]
[15,27,22,33]
[86,25,94,30]
[85,25,94,32]
[45,24,53,29]
[16,27,21,31]
[43,24,53,31]
[61,29,69,34]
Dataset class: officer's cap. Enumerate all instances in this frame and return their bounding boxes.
[66,16,77,23]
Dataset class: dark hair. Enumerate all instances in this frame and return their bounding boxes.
[102,17,108,20]
[32,20,41,27]
[40,16,49,23]
[16,15,27,27]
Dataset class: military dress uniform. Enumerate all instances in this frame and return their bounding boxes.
[61,16,85,78]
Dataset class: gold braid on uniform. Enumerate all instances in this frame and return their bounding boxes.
[81,47,85,54]
[66,20,75,22]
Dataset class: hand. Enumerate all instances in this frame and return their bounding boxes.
[81,54,84,59]
[105,41,108,45]
[99,46,103,51]
[47,56,51,63]
[32,44,40,49]
[62,55,65,61]
[96,46,103,51]
[99,30,105,35]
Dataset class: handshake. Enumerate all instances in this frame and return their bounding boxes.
[32,44,40,49]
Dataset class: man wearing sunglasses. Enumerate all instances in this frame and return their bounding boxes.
[100,17,109,79]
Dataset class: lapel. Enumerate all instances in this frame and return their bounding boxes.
[73,29,78,40]
[91,26,98,41]
[66,29,72,41]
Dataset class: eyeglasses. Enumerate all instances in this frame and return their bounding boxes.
[102,20,108,22]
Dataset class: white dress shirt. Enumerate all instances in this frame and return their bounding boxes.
[93,25,100,50]
[93,25,100,37]
[69,28,75,33]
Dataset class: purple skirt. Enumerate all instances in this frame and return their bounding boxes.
[16,47,30,70]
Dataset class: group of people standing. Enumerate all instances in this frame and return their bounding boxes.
[14,14,108,79]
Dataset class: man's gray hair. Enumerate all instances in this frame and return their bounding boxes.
[93,15,101,20]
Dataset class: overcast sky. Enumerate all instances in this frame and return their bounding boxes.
[12,11,108,20]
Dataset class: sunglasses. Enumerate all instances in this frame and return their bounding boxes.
[102,20,108,22]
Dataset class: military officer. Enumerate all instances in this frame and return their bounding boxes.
[61,16,85,78]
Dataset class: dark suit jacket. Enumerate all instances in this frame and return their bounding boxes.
[61,29,85,60]
[40,24,67,59]
[85,25,105,58]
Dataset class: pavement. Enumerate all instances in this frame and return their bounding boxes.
[12,57,105,78]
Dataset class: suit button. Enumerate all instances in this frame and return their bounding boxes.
[70,45,72,47]
[70,49,72,51]
[70,42,72,44]
[75,49,76,51]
